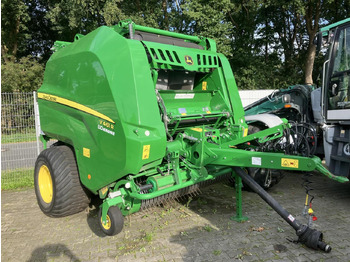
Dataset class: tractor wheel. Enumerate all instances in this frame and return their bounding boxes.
[98,206,124,236]
[241,124,284,190]
[34,145,90,217]
[243,167,284,191]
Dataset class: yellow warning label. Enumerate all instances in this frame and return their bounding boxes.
[142,145,151,160]
[202,81,207,90]
[101,186,108,196]
[83,148,90,158]
[181,113,187,116]
[191,128,206,132]
[281,158,298,168]
[243,128,248,137]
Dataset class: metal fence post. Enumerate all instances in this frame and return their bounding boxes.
[33,91,41,156]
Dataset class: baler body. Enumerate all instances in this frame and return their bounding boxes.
[35,20,347,246]
[38,22,244,194]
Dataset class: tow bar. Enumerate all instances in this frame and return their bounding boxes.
[233,167,332,252]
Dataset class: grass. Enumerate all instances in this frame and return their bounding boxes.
[1,168,34,190]
[1,131,37,144]
[213,250,222,256]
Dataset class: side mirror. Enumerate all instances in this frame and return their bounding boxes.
[331,83,339,96]
[282,94,291,103]
[313,32,323,55]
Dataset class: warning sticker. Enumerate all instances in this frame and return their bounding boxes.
[178,108,187,116]
[83,148,90,158]
[252,157,261,166]
[142,145,151,160]
[281,158,299,168]
[288,214,295,222]
[175,93,195,99]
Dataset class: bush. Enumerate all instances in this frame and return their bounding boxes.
[1,56,44,92]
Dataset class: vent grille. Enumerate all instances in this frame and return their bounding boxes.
[144,44,218,71]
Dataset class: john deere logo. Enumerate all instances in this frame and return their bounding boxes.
[184,55,193,65]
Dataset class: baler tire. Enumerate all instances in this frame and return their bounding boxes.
[98,206,124,236]
[34,145,90,217]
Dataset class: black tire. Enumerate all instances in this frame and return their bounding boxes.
[242,124,284,190]
[244,168,284,191]
[34,145,90,217]
[98,206,124,236]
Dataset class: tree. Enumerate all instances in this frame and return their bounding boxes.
[1,0,30,61]
[304,0,322,85]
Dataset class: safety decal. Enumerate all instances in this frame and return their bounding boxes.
[175,93,195,99]
[202,81,207,90]
[243,128,248,137]
[281,158,299,168]
[83,148,90,158]
[191,128,203,132]
[288,214,295,222]
[142,145,151,160]
[252,157,261,166]
[101,186,108,196]
[202,107,211,114]
[178,108,187,116]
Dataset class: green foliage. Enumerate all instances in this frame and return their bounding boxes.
[1,0,30,58]
[181,0,233,56]
[1,56,44,92]
[1,0,349,91]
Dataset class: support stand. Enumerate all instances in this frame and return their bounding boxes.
[230,172,249,222]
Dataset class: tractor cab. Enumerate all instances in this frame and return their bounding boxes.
[315,18,350,122]
[314,18,350,176]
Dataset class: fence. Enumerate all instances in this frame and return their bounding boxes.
[1,89,275,188]
[1,93,38,188]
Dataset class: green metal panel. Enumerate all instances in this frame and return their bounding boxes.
[39,26,166,193]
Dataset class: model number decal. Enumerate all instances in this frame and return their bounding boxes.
[281,158,299,168]
[99,120,114,130]
[98,124,115,136]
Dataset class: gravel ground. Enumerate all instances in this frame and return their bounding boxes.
[2,171,350,262]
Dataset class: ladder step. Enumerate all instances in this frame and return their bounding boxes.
[330,155,350,163]
[333,136,350,143]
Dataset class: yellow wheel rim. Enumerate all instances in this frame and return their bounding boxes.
[38,165,53,204]
[101,215,111,230]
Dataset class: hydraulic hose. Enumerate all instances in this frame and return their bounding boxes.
[233,167,331,252]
